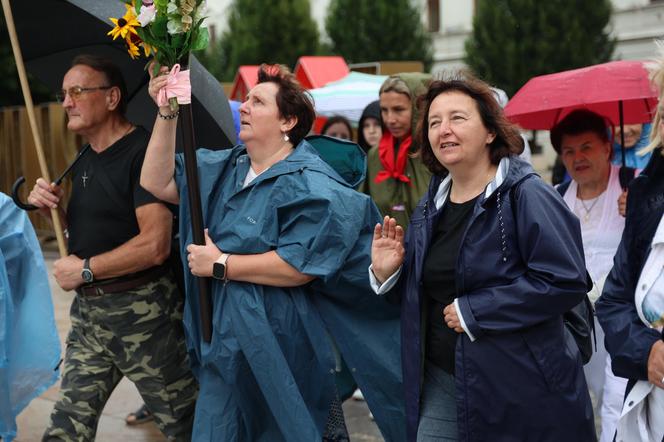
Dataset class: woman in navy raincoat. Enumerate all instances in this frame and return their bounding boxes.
[141,64,405,441]
[370,74,596,441]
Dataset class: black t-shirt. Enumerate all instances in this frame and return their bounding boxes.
[66,126,159,259]
[422,193,479,375]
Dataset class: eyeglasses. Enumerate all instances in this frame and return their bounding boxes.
[55,85,112,102]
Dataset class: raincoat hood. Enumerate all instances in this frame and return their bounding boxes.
[360,99,381,123]
[385,72,432,133]
[429,153,537,206]
[225,138,366,189]
[302,135,367,187]
[357,100,382,151]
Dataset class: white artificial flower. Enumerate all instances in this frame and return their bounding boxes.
[167,1,178,14]
[167,17,183,34]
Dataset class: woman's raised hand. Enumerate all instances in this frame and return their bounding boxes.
[371,216,405,284]
[147,62,171,107]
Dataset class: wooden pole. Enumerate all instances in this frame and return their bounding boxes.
[1,0,67,257]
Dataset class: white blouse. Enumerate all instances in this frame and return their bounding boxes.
[637,215,664,328]
[562,165,626,292]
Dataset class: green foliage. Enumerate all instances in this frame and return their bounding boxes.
[325,0,433,69]
[151,14,169,39]
[464,0,615,97]
[189,23,209,51]
[154,0,169,11]
[210,0,320,81]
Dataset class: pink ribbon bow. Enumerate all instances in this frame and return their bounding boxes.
[157,64,191,107]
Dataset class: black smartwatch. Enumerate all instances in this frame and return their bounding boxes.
[81,258,94,283]
[212,254,230,281]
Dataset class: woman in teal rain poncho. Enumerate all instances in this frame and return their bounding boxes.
[141,64,405,441]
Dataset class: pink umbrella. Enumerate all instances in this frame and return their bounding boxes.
[505,60,658,178]
[504,60,658,130]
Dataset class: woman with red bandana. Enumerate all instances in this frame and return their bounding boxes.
[360,73,432,229]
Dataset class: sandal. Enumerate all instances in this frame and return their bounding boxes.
[125,404,154,425]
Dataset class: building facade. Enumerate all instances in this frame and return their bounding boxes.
[206,0,664,73]
[423,0,664,74]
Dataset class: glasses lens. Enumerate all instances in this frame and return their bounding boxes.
[55,90,66,102]
[69,86,83,100]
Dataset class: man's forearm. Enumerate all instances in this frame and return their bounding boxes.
[89,231,171,280]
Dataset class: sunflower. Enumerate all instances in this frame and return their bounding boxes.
[108,3,141,40]
[125,32,155,59]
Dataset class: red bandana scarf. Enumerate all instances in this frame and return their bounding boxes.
[374,132,412,184]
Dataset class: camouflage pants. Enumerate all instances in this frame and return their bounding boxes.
[43,274,198,442]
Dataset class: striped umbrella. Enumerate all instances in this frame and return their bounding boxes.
[309,72,388,124]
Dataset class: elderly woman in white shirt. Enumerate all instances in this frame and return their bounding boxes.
[596,51,664,442]
[550,108,632,442]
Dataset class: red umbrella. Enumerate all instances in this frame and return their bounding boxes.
[504,60,658,130]
[504,60,658,182]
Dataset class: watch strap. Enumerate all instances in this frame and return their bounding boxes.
[216,253,230,267]
[213,253,230,281]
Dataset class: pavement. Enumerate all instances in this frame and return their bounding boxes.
[14,250,384,441]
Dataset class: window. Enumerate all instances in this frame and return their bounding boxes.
[428,0,440,32]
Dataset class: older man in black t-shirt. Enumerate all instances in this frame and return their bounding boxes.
[28,55,197,442]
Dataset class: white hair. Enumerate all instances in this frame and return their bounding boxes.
[640,39,664,156]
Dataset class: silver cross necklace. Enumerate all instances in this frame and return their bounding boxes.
[579,196,600,222]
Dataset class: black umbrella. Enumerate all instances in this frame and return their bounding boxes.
[7,0,230,341]
[8,0,236,150]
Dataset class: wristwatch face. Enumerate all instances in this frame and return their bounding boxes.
[81,269,94,283]
[212,262,226,280]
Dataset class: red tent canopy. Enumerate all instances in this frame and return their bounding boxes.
[230,65,259,101]
[294,56,349,90]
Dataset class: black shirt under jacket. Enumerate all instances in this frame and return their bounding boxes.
[423,193,479,375]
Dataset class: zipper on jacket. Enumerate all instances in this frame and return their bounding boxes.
[496,190,508,263]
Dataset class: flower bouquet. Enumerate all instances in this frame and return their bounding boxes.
[108,0,209,110]
[108,0,214,343]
